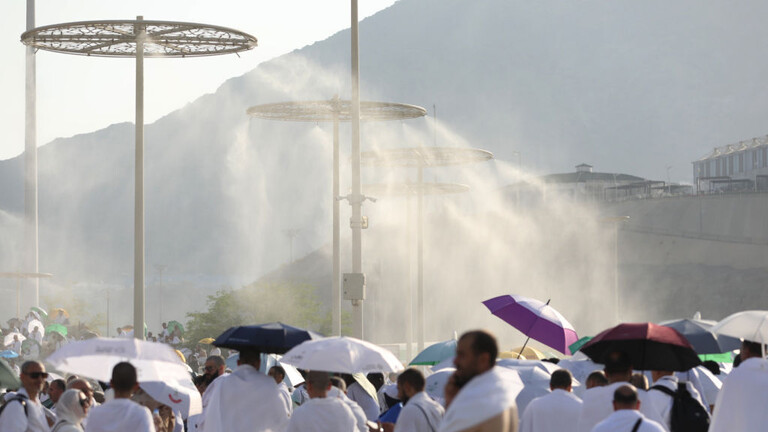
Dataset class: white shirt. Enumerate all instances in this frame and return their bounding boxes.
[439,367,522,432]
[592,409,665,432]
[346,382,379,421]
[520,388,582,432]
[209,348,221,357]
[291,384,309,407]
[0,388,50,432]
[648,375,706,430]
[277,382,293,416]
[85,398,155,432]
[11,340,22,354]
[286,397,357,432]
[198,364,288,432]
[576,382,667,432]
[328,388,367,432]
[710,357,768,432]
[394,392,444,432]
[30,331,43,345]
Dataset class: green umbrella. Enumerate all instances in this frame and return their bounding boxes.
[568,336,592,354]
[31,306,48,319]
[46,323,68,337]
[0,358,21,389]
[699,352,734,363]
[167,321,184,335]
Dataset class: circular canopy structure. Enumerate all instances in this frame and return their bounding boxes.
[247,99,427,122]
[0,272,53,279]
[362,147,494,167]
[20,19,257,57]
[364,182,470,196]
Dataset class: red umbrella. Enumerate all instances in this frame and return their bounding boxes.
[581,322,701,371]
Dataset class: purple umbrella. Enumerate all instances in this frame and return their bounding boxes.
[483,295,579,355]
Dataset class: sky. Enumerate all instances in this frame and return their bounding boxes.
[0,0,397,161]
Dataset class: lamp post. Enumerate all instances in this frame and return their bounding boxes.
[246,99,425,336]
[23,0,40,310]
[22,18,257,339]
[362,147,493,351]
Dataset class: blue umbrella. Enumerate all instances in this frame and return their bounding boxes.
[409,339,457,366]
[0,350,19,359]
[660,318,742,355]
[213,322,323,354]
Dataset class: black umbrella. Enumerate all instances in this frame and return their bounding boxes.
[581,322,701,371]
[659,318,741,354]
[212,322,323,354]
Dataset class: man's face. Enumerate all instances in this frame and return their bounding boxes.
[21,363,47,394]
[454,336,483,381]
[49,383,65,403]
[204,361,220,380]
[267,368,283,384]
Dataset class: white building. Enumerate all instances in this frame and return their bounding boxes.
[693,136,768,193]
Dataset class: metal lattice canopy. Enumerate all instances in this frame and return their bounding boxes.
[247,99,427,122]
[20,19,257,57]
[364,182,470,196]
[362,147,494,167]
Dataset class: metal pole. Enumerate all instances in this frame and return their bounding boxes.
[350,0,364,339]
[134,16,146,340]
[332,111,341,336]
[417,166,425,352]
[17,278,21,319]
[406,196,413,361]
[614,223,619,323]
[24,0,39,309]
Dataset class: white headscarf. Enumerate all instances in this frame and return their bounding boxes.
[52,389,87,432]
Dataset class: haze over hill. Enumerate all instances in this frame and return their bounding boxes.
[2,0,768,342]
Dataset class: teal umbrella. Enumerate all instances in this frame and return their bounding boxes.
[167,321,184,335]
[568,336,592,354]
[0,358,20,389]
[31,306,48,319]
[409,339,457,366]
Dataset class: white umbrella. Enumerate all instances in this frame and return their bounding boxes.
[46,337,190,382]
[27,320,45,337]
[4,332,26,346]
[280,336,404,374]
[141,378,202,418]
[425,367,455,403]
[711,310,768,347]
[260,354,305,387]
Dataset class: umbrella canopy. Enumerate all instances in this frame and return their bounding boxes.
[141,378,202,418]
[280,336,404,374]
[581,322,701,371]
[660,318,742,354]
[569,336,593,354]
[711,310,768,344]
[213,322,323,354]
[504,346,548,360]
[0,358,20,389]
[496,362,554,413]
[45,324,67,337]
[167,321,185,335]
[409,339,457,366]
[31,306,47,318]
[0,350,19,358]
[198,338,215,345]
[50,308,69,318]
[46,337,190,382]
[425,367,455,401]
[482,295,579,355]
[4,332,26,346]
[27,319,45,336]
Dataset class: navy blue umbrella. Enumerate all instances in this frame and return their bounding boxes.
[660,318,741,355]
[212,322,323,353]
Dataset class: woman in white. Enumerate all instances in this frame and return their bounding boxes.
[51,389,90,432]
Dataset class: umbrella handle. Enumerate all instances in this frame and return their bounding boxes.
[517,298,549,359]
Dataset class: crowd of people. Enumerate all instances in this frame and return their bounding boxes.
[0,326,765,432]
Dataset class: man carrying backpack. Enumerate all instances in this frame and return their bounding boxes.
[0,360,52,431]
[648,370,709,432]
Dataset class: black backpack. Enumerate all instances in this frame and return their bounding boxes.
[0,394,29,418]
[650,382,710,432]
